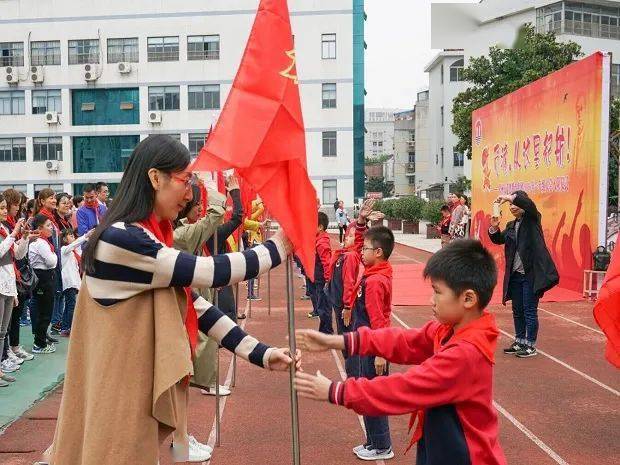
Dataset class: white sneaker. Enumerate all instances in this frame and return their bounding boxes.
[353,444,369,454]
[7,350,24,365]
[187,435,211,462]
[32,344,56,354]
[12,346,34,361]
[1,359,20,372]
[189,435,213,455]
[355,447,395,461]
[200,385,231,396]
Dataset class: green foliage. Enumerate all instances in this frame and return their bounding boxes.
[422,199,446,225]
[379,198,397,218]
[394,196,425,222]
[452,24,582,157]
[610,98,620,207]
[453,175,472,195]
[365,177,394,198]
[364,154,391,165]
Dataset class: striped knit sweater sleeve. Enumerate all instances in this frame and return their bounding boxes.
[85,221,287,368]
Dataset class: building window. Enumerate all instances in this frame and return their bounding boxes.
[147,36,179,62]
[0,42,24,67]
[68,39,99,65]
[34,137,63,161]
[107,38,139,63]
[440,106,444,126]
[0,138,26,162]
[441,147,444,168]
[187,35,220,60]
[322,131,337,157]
[453,150,464,167]
[73,88,139,126]
[408,176,416,185]
[408,152,415,163]
[74,135,140,173]
[0,90,25,115]
[322,34,336,59]
[537,2,620,40]
[148,86,180,111]
[188,85,220,110]
[450,58,464,82]
[612,63,620,97]
[322,83,337,108]
[188,133,208,159]
[34,184,64,196]
[31,40,61,66]
[32,89,62,114]
[440,64,444,84]
[322,179,337,205]
[0,184,26,192]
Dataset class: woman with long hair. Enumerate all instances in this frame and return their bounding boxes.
[49,193,73,334]
[47,135,296,465]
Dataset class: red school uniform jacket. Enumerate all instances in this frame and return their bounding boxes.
[349,261,393,330]
[329,312,507,465]
[314,230,332,283]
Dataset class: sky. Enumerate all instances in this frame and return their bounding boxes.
[364,0,479,110]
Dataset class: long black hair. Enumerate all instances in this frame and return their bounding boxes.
[82,135,191,273]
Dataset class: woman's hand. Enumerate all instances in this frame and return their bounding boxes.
[295,329,344,352]
[494,194,515,205]
[294,370,332,401]
[10,218,25,238]
[268,347,301,371]
[490,216,500,229]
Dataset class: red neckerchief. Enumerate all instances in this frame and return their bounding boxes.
[139,213,198,365]
[84,200,102,223]
[347,261,393,309]
[5,215,16,230]
[55,211,72,231]
[328,222,359,274]
[405,312,499,454]
[0,225,21,281]
[39,208,59,231]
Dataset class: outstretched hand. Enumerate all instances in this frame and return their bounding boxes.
[295,329,344,352]
[294,370,332,401]
[268,347,302,371]
[359,198,376,221]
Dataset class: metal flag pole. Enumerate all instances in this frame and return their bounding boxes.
[231,281,239,388]
[286,255,301,465]
[213,230,221,447]
[266,219,272,316]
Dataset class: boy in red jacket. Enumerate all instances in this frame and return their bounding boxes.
[295,240,507,465]
[308,211,333,334]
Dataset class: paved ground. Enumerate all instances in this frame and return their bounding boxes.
[0,240,618,465]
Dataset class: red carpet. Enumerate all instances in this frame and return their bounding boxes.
[392,263,584,306]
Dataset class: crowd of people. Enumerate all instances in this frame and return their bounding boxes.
[437,192,471,247]
[0,182,110,387]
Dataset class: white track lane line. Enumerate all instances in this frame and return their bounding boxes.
[390,310,572,465]
[537,306,604,335]
[330,349,386,465]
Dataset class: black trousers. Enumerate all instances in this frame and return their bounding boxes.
[32,269,56,348]
[7,293,25,347]
[338,225,345,243]
[217,285,237,323]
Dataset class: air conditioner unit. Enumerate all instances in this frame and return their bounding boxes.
[84,64,98,82]
[117,62,131,74]
[30,66,44,83]
[45,160,60,172]
[45,111,59,125]
[149,111,162,124]
[4,66,18,85]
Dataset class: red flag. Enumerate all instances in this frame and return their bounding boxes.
[593,246,620,368]
[192,0,317,278]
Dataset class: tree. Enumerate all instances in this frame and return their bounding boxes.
[453,175,472,195]
[610,97,620,210]
[452,25,582,158]
[365,176,394,198]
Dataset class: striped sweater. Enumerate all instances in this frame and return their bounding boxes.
[86,222,287,368]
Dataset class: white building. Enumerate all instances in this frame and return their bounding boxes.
[0,0,366,205]
[365,108,399,159]
[425,0,620,196]
[393,109,415,196]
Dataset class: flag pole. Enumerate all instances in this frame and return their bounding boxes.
[266,219,271,316]
[286,255,301,465]
[213,230,221,447]
[231,281,238,388]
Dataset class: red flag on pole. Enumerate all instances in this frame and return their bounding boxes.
[593,246,620,368]
[192,0,317,278]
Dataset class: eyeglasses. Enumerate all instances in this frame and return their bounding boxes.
[362,246,378,252]
[170,173,193,189]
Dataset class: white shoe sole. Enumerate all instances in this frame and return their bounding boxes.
[200,388,231,397]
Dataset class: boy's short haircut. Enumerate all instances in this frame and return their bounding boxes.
[318,211,329,230]
[83,184,96,194]
[423,239,497,309]
[61,227,76,242]
[32,213,50,230]
[95,182,108,192]
[365,226,395,259]
[440,205,450,212]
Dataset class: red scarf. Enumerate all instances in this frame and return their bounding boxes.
[5,215,16,230]
[55,212,72,231]
[405,312,499,453]
[347,261,393,309]
[39,208,59,231]
[84,200,102,223]
[139,214,199,362]
[0,225,21,281]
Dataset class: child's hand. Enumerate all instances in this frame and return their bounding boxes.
[342,308,352,327]
[367,211,385,223]
[296,329,343,352]
[374,356,387,375]
[268,347,302,371]
[294,370,331,401]
[358,199,376,221]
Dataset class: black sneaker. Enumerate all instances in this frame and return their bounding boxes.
[515,346,537,358]
[307,311,319,319]
[47,334,59,344]
[503,342,524,354]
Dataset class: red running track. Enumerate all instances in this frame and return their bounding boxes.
[0,240,618,465]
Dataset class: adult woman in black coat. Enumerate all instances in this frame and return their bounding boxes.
[489,190,558,358]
